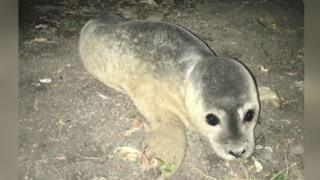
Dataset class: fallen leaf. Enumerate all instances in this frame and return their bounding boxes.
[225,160,231,168]
[255,145,263,150]
[50,83,59,88]
[294,80,303,91]
[34,82,41,87]
[30,37,55,44]
[34,24,48,29]
[296,54,304,60]
[139,151,157,171]
[31,37,48,43]
[140,0,158,6]
[39,77,52,83]
[156,158,177,173]
[252,156,263,172]
[258,87,281,108]
[55,154,66,160]
[124,118,142,136]
[114,146,177,174]
[264,146,273,152]
[258,65,269,73]
[272,23,277,30]
[114,146,140,161]
[286,72,297,76]
[91,177,107,180]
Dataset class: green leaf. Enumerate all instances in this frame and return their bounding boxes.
[156,158,177,173]
[274,173,287,180]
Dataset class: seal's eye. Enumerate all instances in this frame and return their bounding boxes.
[244,109,255,122]
[205,113,219,126]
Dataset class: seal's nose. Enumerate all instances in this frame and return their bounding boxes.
[228,149,246,158]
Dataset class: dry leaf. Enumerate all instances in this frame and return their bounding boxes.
[255,145,263,150]
[114,146,158,172]
[34,24,48,29]
[124,118,142,136]
[114,146,140,161]
[91,177,107,180]
[31,37,48,43]
[140,152,150,171]
[258,65,269,73]
[252,156,263,172]
[50,83,59,88]
[39,77,52,83]
[139,151,157,171]
[286,72,297,76]
[55,154,66,160]
[258,87,281,108]
[264,146,273,152]
[294,80,303,91]
[140,0,158,6]
[30,37,55,44]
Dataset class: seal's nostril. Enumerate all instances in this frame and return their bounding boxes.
[241,149,246,155]
[229,151,237,157]
[229,149,246,158]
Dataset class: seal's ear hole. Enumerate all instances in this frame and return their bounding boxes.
[243,109,255,122]
[205,113,220,126]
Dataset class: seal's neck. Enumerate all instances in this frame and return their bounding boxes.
[184,59,209,132]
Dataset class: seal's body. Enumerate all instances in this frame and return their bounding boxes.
[79,14,260,177]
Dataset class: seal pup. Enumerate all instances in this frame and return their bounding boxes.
[79,14,260,178]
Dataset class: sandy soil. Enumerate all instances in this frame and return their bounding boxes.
[19,0,304,179]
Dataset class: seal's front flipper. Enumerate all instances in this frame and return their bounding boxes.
[145,119,187,178]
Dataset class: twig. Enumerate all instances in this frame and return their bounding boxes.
[74,152,109,160]
[191,166,218,180]
[282,98,299,105]
[284,155,289,177]
[255,17,266,28]
[270,162,299,180]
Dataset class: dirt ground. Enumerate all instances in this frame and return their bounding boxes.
[19,0,304,179]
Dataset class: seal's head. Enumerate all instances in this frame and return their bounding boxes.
[186,57,260,160]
